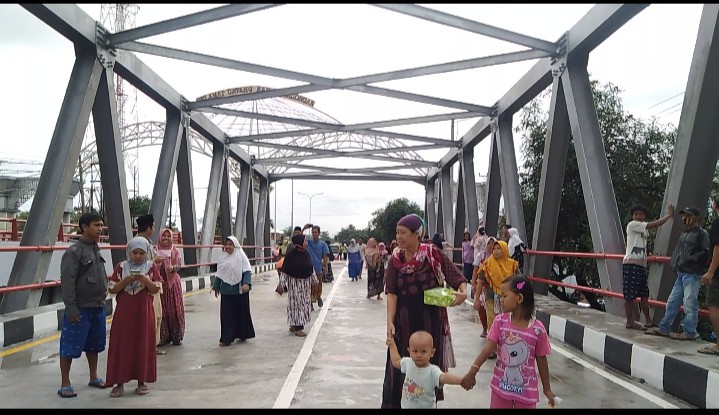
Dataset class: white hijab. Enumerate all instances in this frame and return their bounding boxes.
[217,236,252,285]
[508,228,524,256]
[347,239,360,254]
[121,237,153,294]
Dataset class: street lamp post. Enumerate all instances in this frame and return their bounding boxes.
[297,191,323,225]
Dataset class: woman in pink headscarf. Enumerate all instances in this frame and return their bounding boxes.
[154,228,186,347]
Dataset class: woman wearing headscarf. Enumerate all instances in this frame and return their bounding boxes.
[154,228,185,347]
[381,214,468,408]
[323,239,335,282]
[508,227,526,273]
[461,231,474,283]
[364,238,383,300]
[211,236,255,346]
[279,234,317,337]
[347,239,362,281]
[106,237,163,398]
[471,224,489,259]
[471,236,497,338]
[478,240,519,334]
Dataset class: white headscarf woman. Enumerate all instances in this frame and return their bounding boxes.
[216,236,252,286]
[121,237,154,294]
[507,228,525,258]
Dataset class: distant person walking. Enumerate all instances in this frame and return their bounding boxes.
[279,234,317,337]
[57,212,110,398]
[211,236,256,346]
[154,228,186,346]
[365,238,383,300]
[347,239,362,281]
[699,197,719,356]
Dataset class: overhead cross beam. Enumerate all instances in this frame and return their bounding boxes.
[372,4,558,54]
[429,4,649,181]
[107,4,283,46]
[115,41,501,113]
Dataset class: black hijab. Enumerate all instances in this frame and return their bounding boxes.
[282,234,314,279]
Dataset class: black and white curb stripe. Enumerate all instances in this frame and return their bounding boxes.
[0,263,277,348]
[536,310,719,409]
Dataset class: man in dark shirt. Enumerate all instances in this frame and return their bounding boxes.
[646,205,709,340]
[699,197,719,355]
[58,212,109,397]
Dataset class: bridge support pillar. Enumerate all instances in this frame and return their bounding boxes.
[484,128,502,239]
[649,4,719,323]
[199,142,226,274]
[176,125,199,276]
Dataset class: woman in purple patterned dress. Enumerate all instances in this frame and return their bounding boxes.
[381,214,468,408]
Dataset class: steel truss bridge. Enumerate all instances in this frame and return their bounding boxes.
[2,4,718,324]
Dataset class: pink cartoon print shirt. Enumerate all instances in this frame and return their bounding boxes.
[487,312,551,404]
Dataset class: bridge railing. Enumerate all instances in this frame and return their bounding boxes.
[0,242,277,295]
[448,246,710,318]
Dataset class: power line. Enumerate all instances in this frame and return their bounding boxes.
[646,91,684,111]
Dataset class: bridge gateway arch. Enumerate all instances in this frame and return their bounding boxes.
[2,4,719,326]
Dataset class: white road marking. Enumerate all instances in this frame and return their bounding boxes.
[550,342,678,409]
[273,266,348,409]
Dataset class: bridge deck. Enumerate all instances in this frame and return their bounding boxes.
[0,263,704,408]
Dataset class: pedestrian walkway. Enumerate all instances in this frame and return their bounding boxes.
[0,263,700,408]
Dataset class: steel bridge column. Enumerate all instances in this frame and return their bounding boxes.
[234,162,252,246]
[460,148,480,239]
[255,176,269,264]
[484,130,502,239]
[92,69,132,266]
[561,57,625,316]
[150,108,183,243]
[453,162,467,264]
[1,49,102,314]
[496,114,527,246]
[439,165,454,244]
[649,4,719,322]
[243,172,256,262]
[199,142,226,274]
[424,179,437,238]
[175,125,198,276]
[528,76,572,295]
[219,161,233,240]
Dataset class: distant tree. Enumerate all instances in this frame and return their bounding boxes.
[369,198,423,244]
[335,224,369,245]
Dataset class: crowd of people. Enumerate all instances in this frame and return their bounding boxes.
[54,197,719,407]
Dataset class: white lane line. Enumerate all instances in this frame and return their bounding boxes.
[551,342,678,409]
[273,266,347,409]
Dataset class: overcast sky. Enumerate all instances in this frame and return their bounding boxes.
[0,4,702,236]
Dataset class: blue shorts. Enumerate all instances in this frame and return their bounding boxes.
[59,307,107,359]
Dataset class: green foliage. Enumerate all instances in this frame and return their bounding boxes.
[369,198,424,244]
[517,78,677,310]
[334,224,369,245]
[128,195,151,220]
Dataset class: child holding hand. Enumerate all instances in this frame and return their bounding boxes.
[387,330,463,409]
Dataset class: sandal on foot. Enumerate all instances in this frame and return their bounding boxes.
[644,322,657,328]
[626,323,644,330]
[670,332,698,341]
[698,346,719,356]
[218,342,231,347]
[480,331,488,338]
[135,385,150,396]
[109,386,124,398]
[57,386,77,398]
[644,327,671,337]
[88,378,107,389]
[294,330,307,337]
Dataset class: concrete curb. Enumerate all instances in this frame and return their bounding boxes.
[535,309,718,409]
[0,263,276,348]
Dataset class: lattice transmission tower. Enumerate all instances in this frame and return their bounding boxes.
[78,4,140,215]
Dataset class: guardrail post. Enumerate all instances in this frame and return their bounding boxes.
[11,218,18,241]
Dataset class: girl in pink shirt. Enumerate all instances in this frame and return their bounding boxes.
[460,275,557,409]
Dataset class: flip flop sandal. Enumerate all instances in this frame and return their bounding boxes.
[88,378,107,389]
[109,386,124,398]
[644,323,657,328]
[670,332,698,341]
[135,385,150,396]
[698,347,719,356]
[644,328,671,337]
[57,386,77,398]
[294,330,307,337]
[625,323,644,330]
